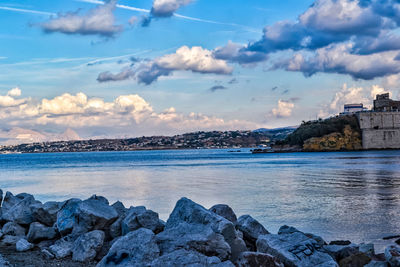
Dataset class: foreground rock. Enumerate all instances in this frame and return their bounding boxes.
[0,190,396,266]
[97,228,160,267]
[257,228,338,267]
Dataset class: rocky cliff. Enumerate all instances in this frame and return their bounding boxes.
[303,125,362,151]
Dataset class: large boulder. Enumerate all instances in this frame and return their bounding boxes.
[49,237,74,259]
[97,228,160,267]
[27,222,57,243]
[150,249,231,267]
[236,215,269,251]
[16,238,34,252]
[121,206,159,235]
[56,198,82,235]
[2,194,37,225]
[235,252,284,267]
[30,201,61,227]
[385,245,400,267]
[111,201,126,216]
[257,232,338,267]
[2,222,26,236]
[72,230,105,262]
[209,204,237,223]
[157,222,232,261]
[166,198,247,261]
[324,243,359,262]
[2,192,21,212]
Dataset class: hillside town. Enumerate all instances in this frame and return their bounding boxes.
[0,129,295,154]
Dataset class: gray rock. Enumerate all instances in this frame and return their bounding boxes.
[385,245,400,267]
[111,201,126,216]
[15,193,34,200]
[359,243,375,256]
[150,249,226,267]
[338,252,371,267]
[278,225,300,235]
[88,195,109,205]
[41,248,55,259]
[74,197,119,235]
[27,222,57,243]
[97,228,160,267]
[236,215,269,250]
[2,195,37,225]
[16,238,34,252]
[257,232,338,267]
[324,244,359,261]
[304,233,326,247]
[209,204,237,223]
[2,235,20,245]
[72,230,105,262]
[157,222,232,261]
[2,222,26,236]
[109,217,123,239]
[121,206,160,234]
[2,192,20,212]
[235,252,284,267]
[49,237,74,259]
[166,197,246,261]
[56,198,82,235]
[30,201,61,227]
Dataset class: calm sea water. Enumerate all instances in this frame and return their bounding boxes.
[0,149,399,251]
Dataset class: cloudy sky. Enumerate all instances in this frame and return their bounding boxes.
[0,0,399,138]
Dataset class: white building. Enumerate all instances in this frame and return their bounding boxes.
[342,104,365,114]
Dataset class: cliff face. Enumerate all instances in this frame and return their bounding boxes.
[303,125,362,151]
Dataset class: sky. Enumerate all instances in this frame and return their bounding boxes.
[0,0,400,139]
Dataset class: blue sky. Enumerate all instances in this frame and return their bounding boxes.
[0,0,398,138]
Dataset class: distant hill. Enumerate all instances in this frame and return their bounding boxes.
[0,127,81,145]
[253,126,297,141]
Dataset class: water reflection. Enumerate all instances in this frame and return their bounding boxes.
[0,150,399,251]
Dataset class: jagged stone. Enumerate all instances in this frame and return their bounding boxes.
[324,244,359,262]
[27,222,57,243]
[235,252,284,267]
[157,222,231,261]
[16,238,34,252]
[72,230,105,262]
[109,217,123,239]
[41,248,55,259]
[339,252,371,267]
[1,192,19,212]
[209,204,237,223]
[166,197,246,261]
[2,195,37,225]
[257,232,338,267]
[111,201,126,216]
[30,201,61,227]
[97,228,160,267]
[56,198,82,235]
[2,235,20,245]
[304,233,326,247]
[385,245,400,267]
[121,206,159,234]
[2,222,26,236]
[150,249,228,267]
[49,237,74,259]
[236,215,269,251]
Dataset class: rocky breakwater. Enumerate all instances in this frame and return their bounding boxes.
[0,190,398,266]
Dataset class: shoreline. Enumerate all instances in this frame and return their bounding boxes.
[0,190,398,266]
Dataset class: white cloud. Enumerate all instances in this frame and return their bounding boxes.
[7,87,21,97]
[41,0,122,37]
[151,0,193,17]
[272,100,295,118]
[0,89,258,138]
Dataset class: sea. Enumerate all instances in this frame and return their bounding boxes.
[1,149,399,251]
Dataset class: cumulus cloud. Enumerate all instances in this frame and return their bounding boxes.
[0,89,258,138]
[98,46,233,85]
[278,43,400,80]
[271,100,295,118]
[151,0,193,17]
[41,0,122,37]
[318,83,393,117]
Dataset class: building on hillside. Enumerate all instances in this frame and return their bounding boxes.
[342,104,365,114]
[373,93,400,112]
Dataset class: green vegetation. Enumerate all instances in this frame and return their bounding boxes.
[283,115,361,146]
